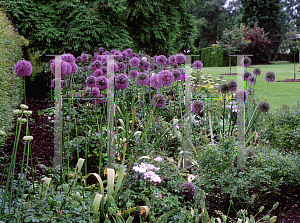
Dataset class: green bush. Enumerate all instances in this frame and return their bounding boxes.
[0,9,24,137]
[257,100,300,152]
[200,45,237,67]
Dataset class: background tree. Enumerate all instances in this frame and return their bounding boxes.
[280,20,300,79]
[240,0,285,62]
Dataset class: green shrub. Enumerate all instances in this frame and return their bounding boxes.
[200,45,237,67]
[0,9,24,137]
[257,100,300,152]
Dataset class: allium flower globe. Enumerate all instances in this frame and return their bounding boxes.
[264,71,276,82]
[76,56,82,63]
[126,48,133,57]
[94,52,99,58]
[99,47,104,52]
[242,56,251,67]
[235,89,248,102]
[61,53,75,63]
[86,76,96,87]
[191,100,205,113]
[173,63,179,69]
[247,76,256,84]
[66,62,72,74]
[94,69,103,77]
[179,182,196,201]
[130,57,140,68]
[258,100,270,113]
[117,62,126,71]
[89,87,100,98]
[70,63,78,74]
[81,54,88,61]
[152,94,166,108]
[227,80,238,92]
[150,74,163,89]
[219,83,229,94]
[168,55,177,65]
[91,60,102,71]
[115,73,129,90]
[95,76,108,90]
[129,70,138,79]
[136,72,150,85]
[193,60,203,70]
[158,70,174,86]
[139,60,150,70]
[151,63,159,71]
[156,55,168,65]
[176,54,186,64]
[243,71,252,81]
[15,60,33,77]
[100,66,107,75]
[253,68,261,76]
[172,69,183,81]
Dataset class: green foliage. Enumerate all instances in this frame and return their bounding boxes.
[257,100,300,153]
[201,45,236,67]
[0,9,24,136]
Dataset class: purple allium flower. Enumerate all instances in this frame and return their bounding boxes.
[138,53,143,58]
[151,93,166,108]
[219,83,229,94]
[66,62,72,74]
[111,49,116,54]
[172,69,183,81]
[89,87,100,98]
[156,55,168,65]
[94,52,99,58]
[139,60,150,70]
[115,73,129,90]
[101,56,107,62]
[247,76,256,84]
[96,55,102,61]
[173,63,179,69]
[132,53,137,57]
[129,70,138,79]
[70,62,78,74]
[126,48,132,57]
[193,60,203,70]
[103,61,108,67]
[219,74,224,79]
[151,63,159,71]
[176,54,186,64]
[191,100,205,113]
[94,69,104,77]
[125,57,130,62]
[242,56,251,67]
[76,56,82,63]
[81,54,88,61]
[14,60,32,77]
[91,60,102,71]
[130,57,140,68]
[137,72,150,85]
[258,100,270,113]
[168,55,177,65]
[100,66,107,75]
[227,80,238,92]
[158,70,174,87]
[121,51,128,58]
[102,51,109,55]
[253,67,261,76]
[162,67,168,70]
[154,156,163,162]
[99,47,104,52]
[86,76,96,87]
[235,89,248,102]
[264,71,276,82]
[150,74,163,89]
[95,76,108,90]
[179,182,196,201]
[118,62,126,71]
[61,53,75,63]
[243,71,252,81]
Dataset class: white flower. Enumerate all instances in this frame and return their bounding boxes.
[13,109,22,115]
[133,166,146,173]
[146,164,160,171]
[141,57,147,62]
[23,110,32,116]
[17,118,27,123]
[217,78,221,81]
[23,136,33,141]
[208,74,212,78]
[154,156,163,162]
[222,80,227,82]
[20,104,29,110]
[0,130,7,137]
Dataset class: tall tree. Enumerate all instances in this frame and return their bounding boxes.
[125,0,197,57]
[240,0,285,62]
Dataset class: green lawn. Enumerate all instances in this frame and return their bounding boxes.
[200,61,300,113]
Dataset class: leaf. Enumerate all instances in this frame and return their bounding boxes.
[93,193,103,219]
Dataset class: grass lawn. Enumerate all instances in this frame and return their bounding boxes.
[200,61,300,113]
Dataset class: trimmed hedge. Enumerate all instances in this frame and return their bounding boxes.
[0,9,25,138]
[200,46,237,67]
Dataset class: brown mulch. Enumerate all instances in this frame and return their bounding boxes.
[3,96,54,182]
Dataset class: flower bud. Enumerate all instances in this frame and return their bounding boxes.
[23,110,32,116]
[23,136,33,141]
[17,118,27,123]
[13,109,22,115]
[20,104,29,110]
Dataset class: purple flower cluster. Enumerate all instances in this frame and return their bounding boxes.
[243,71,252,81]
[158,70,174,86]
[152,94,166,108]
[264,71,276,82]
[219,83,229,94]
[191,100,205,113]
[247,76,256,84]
[156,55,168,66]
[150,74,163,89]
[14,60,32,77]
[193,60,203,70]
[81,54,88,62]
[130,57,140,68]
[94,69,104,77]
[95,76,108,90]
[115,73,129,91]
[227,80,238,91]
[242,56,251,67]
[137,72,150,86]
[91,60,102,71]
[258,100,270,113]
[129,70,138,79]
[253,68,261,76]
[176,54,185,64]
[179,182,196,201]
[89,87,100,97]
